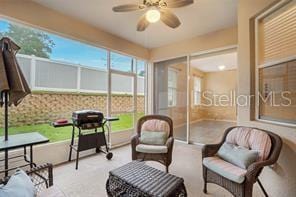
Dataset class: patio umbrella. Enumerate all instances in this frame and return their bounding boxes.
[0,37,31,140]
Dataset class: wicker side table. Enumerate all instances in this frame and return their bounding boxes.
[106,161,187,197]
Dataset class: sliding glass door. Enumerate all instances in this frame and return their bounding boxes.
[154,57,188,142]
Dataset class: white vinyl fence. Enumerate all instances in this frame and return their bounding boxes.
[16,54,145,94]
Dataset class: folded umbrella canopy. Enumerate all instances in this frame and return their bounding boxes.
[0,37,31,106]
[0,37,31,140]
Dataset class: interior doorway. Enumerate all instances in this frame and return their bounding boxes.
[152,47,238,144]
[189,47,237,144]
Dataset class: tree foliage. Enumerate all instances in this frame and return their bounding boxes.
[0,24,55,58]
[138,70,145,77]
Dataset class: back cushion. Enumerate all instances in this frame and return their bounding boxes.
[248,129,272,161]
[217,143,259,169]
[140,131,168,145]
[141,119,170,135]
[226,127,251,148]
[226,127,272,161]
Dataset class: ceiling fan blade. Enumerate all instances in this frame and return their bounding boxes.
[160,9,181,28]
[137,14,150,31]
[165,0,194,8]
[112,4,145,12]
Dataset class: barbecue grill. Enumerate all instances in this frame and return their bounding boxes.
[53,110,119,170]
[72,110,105,129]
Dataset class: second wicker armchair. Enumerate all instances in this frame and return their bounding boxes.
[131,115,174,173]
[202,126,282,197]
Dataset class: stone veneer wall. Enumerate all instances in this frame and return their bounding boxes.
[0,92,145,127]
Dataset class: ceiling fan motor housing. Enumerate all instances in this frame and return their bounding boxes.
[144,0,167,8]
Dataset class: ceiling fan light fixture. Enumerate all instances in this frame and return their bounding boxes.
[218,65,226,71]
[146,8,161,23]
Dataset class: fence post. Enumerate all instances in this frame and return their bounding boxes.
[30,55,36,89]
[77,65,81,92]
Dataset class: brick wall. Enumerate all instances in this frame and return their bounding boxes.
[0,92,145,127]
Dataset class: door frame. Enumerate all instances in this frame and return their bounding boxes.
[153,56,191,144]
[151,45,238,144]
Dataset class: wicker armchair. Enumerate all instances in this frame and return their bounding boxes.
[131,115,174,173]
[202,126,282,197]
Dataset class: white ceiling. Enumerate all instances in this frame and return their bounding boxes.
[33,0,238,49]
[191,51,237,72]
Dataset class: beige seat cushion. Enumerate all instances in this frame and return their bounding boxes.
[37,185,66,197]
[203,156,247,184]
[226,127,272,161]
[136,144,168,154]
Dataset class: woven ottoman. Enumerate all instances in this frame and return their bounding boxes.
[106,161,187,197]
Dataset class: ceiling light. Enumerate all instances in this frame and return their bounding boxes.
[146,8,161,23]
[218,65,226,71]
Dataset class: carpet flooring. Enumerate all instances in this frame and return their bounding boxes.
[54,142,264,197]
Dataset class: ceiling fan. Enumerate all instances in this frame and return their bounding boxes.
[112,0,194,31]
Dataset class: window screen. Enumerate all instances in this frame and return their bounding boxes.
[80,68,107,92]
[35,60,78,89]
[258,60,296,124]
[16,56,31,87]
[111,74,133,94]
[110,52,133,72]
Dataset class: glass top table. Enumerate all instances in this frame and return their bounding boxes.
[0,132,49,176]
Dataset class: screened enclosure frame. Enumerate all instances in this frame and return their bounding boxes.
[254,0,296,127]
[0,16,149,145]
[107,58,148,146]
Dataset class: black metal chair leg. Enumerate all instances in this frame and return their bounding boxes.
[69,126,75,162]
[4,150,8,177]
[203,182,207,194]
[29,145,37,168]
[95,128,101,153]
[68,147,72,162]
[257,179,268,197]
[203,169,207,194]
[75,151,79,170]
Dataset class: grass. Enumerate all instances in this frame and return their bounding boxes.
[0,113,144,142]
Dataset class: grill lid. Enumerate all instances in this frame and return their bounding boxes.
[72,110,104,126]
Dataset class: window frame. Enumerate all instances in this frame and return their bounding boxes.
[254,0,296,127]
[168,68,178,107]
[193,76,202,106]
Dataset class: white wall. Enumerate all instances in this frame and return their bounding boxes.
[237,0,296,196]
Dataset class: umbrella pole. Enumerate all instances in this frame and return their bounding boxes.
[3,91,9,176]
[4,91,8,141]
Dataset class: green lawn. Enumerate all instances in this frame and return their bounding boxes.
[0,113,144,142]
